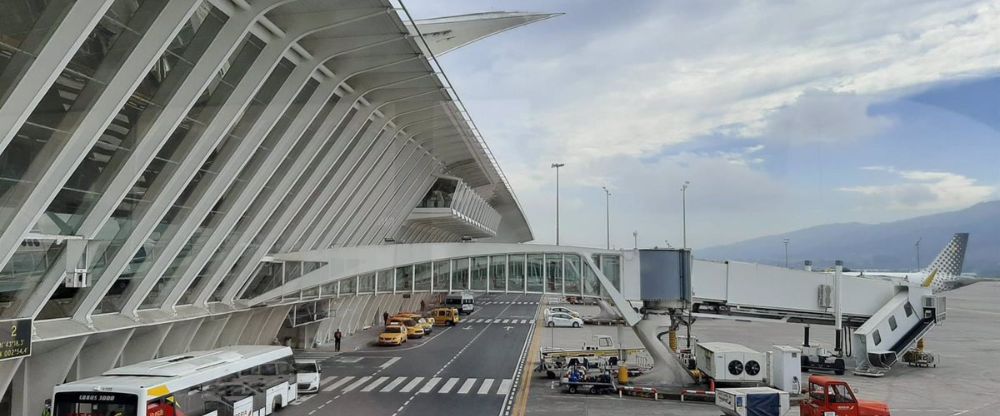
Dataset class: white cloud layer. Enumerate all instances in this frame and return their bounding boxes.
[840,166,996,211]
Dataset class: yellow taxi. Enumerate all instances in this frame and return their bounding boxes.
[388,317,425,339]
[378,323,408,346]
[431,307,460,326]
[395,313,433,334]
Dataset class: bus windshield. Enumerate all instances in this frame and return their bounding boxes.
[445,298,460,305]
[54,392,138,416]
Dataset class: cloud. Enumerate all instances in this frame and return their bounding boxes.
[754,92,895,144]
[840,166,995,210]
[465,0,1000,166]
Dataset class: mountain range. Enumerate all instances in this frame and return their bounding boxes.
[697,200,1000,275]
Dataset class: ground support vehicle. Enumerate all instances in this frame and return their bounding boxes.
[431,307,461,326]
[558,367,618,395]
[800,344,847,375]
[537,336,650,379]
[715,387,790,416]
[799,375,890,416]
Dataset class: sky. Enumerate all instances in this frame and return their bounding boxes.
[405,0,1000,249]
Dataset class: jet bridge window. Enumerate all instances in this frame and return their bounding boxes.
[904,302,914,317]
[888,316,898,331]
[873,330,882,346]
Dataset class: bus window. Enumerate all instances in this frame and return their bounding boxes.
[54,392,138,416]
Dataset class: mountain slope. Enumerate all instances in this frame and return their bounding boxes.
[698,200,1000,275]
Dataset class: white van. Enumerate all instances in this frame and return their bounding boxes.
[295,359,322,393]
[445,293,475,314]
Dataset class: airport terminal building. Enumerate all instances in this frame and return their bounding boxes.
[0,1,636,414]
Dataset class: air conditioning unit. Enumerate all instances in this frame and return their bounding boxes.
[695,342,767,384]
[64,268,89,288]
[817,285,832,308]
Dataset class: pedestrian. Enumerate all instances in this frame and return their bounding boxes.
[334,328,343,352]
[383,311,389,326]
[420,299,426,311]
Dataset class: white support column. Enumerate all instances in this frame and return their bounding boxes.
[121,323,172,365]
[382,172,438,242]
[345,148,426,245]
[316,130,409,249]
[0,1,114,150]
[158,318,205,356]
[363,161,436,245]
[0,358,22,403]
[355,152,434,246]
[75,328,135,379]
[190,315,230,351]
[11,0,291,320]
[71,8,392,322]
[0,0,203,278]
[12,337,87,416]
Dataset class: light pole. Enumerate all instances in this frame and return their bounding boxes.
[633,230,638,249]
[783,238,790,268]
[551,163,565,245]
[915,237,922,271]
[681,181,690,249]
[602,186,611,249]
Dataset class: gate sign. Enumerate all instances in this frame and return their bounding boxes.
[0,318,31,361]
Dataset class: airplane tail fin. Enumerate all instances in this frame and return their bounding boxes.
[922,233,968,288]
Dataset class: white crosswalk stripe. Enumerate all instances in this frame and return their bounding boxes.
[324,376,354,392]
[381,376,408,392]
[502,319,510,323]
[419,377,441,393]
[497,379,513,395]
[457,378,477,394]
[438,377,460,393]
[320,376,337,386]
[400,377,424,393]
[342,376,371,392]
[477,379,494,394]
[361,376,389,392]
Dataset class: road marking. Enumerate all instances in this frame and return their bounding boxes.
[419,377,441,393]
[400,377,424,393]
[497,379,513,395]
[381,376,408,392]
[342,376,372,392]
[457,378,477,394]
[502,319,510,324]
[477,379,494,394]
[320,376,337,386]
[361,376,389,392]
[438,377,460,393]
[380,357,401,368]
[324,376,354,392]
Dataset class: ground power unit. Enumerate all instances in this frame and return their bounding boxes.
[696,342,767,384]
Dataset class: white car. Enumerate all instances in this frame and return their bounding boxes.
[544,306,581,318]
[545,312,584,328]
[295,359,322,393]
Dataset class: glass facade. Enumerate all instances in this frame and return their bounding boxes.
[432,260,449,291]
[414,262,431,291]
[395,265,412,292]
[544,253,562,293]
[564,254,581,295]
[508,254,525,292]
[470,256,487,290]
[489,255,506,291]
[451,258,468,290]
[526,254,543,292]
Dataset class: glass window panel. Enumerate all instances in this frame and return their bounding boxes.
[395,266,412,292]
[0,0,76,105]
[564,254,581,295]
[601,255,621,292]
[414,263,431,291]
[582,261,600,296]
[432,260,449,292]
[376,269,392,293]
[451,258,468,291]
[237,262,282,300]
[508,254,525,292]
[526,254,543,292]
[489,255,506,291]
[340,276,355,295]
[358,273,375,293]
[545,253,563,293]
[471,256,487,291]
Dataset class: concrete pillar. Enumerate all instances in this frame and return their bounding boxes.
[216,311,253,347]
[253,305,293,346]
[75,329,135,379]
[122,323,172,364]
[190,315,230,351]
[159,318,204,356]
[0,358,23,404]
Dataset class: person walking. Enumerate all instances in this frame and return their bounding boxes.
[383,311,389,326]
[420,299,426,311]
[334,328,343,352]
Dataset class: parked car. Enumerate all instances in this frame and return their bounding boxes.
[544,306,581,318]
[295,359,322,393]
[546,312,584,328]
[379,323,408,346]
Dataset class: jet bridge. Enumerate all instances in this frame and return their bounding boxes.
[626,251,946,377]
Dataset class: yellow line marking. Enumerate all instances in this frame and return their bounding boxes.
[513,298,545,416]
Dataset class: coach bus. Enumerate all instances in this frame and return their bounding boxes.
[52,345,297,416]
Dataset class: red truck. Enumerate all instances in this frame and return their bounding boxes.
[800,375,891,416]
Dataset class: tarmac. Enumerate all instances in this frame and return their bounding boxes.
[526,281,1000,416]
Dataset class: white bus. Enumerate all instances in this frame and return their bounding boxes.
[53,345,297,416]
[445,293,475,314]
